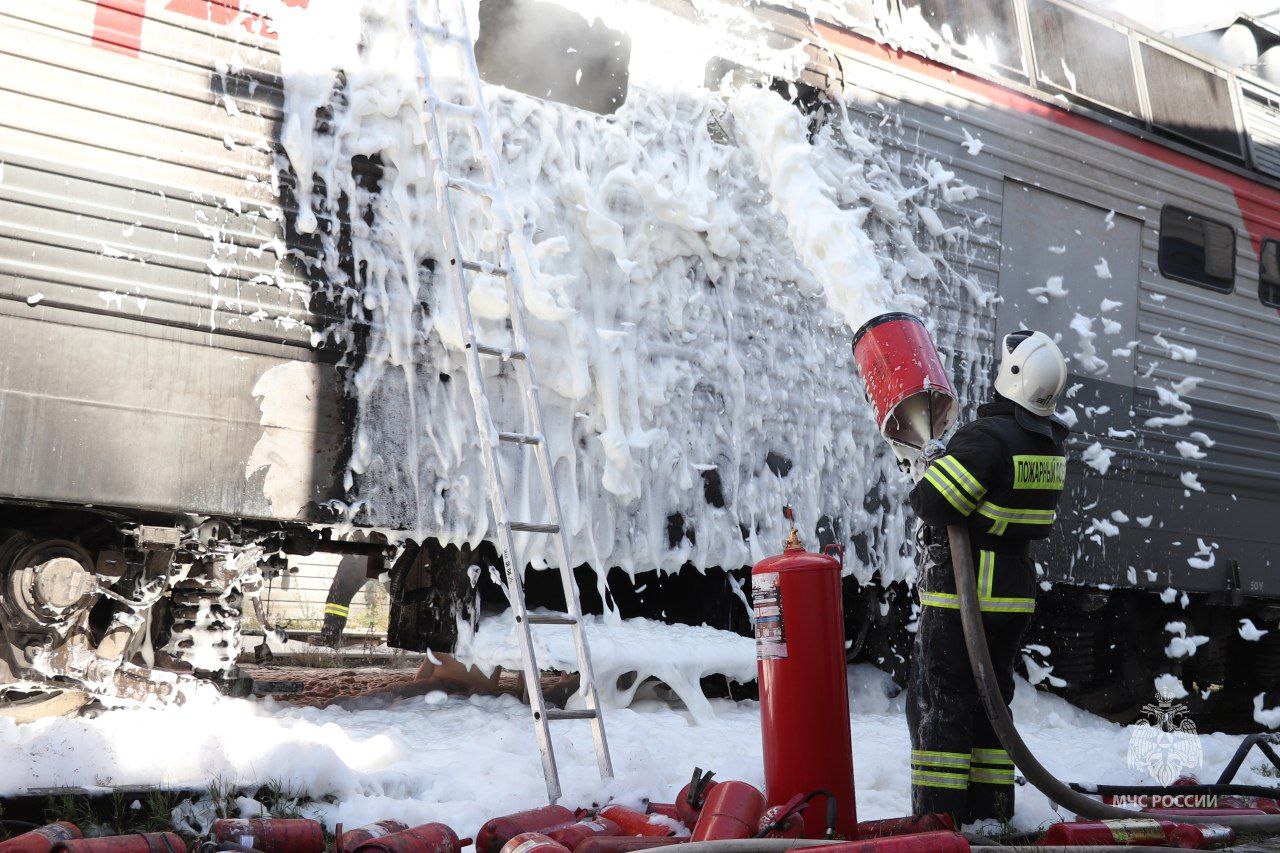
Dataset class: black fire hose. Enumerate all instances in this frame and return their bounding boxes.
[946,524,1280,834]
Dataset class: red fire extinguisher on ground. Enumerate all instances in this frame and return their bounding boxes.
[690,782,766,841]
[752,512,856,840]
[0,823,82,853]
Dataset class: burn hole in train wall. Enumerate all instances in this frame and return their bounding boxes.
[474,0,631,115]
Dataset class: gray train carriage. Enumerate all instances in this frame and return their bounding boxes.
[0,0,357,711]
[5,0,1280,728]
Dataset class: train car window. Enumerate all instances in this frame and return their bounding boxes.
[1141,43,1244,159]
[903,0,1026,75]
[1028,0,1143,118]
[475,0,630,115]
[1260,239,1280,308]
[1158,206,1236,293]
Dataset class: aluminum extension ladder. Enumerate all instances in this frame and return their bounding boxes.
[406,0,613,803]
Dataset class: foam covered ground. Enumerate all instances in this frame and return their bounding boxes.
[453,611,757,722]
[1,666,1271,834]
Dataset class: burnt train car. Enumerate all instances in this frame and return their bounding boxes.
[4,0,1280,728]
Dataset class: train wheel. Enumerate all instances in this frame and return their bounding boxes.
[0,688,90,723]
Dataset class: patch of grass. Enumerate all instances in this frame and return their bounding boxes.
[29,778,332,844]
[38,790,181,838]
[206,778,238,821]
[43,795,99,835]
[138,792,186,834]
[254,780,304,820]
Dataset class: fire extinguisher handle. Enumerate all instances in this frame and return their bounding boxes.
[687,767,716,807]
[821,543,845,569]
[696,770,716,803]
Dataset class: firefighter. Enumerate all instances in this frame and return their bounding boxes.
[311,554,372,647]
[905,330,1070,827]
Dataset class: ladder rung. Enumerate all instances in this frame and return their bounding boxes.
[470,343,526,360]
[422,24,467,43]
[447,175,498,197]
[433,99,480,118]
[460,259,510,277]
[546,709,598,721]
[527,613,577,626]
[508,521,560,534]
[499,432,543,445]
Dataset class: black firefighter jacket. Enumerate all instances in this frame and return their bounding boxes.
[909,397,1070,614]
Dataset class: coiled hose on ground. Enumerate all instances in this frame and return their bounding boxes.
[946,524,1280,835]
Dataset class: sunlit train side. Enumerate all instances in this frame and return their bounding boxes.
[765,1,1280,726]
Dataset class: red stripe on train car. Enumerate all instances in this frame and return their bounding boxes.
[91,0,309,52]
[816,23,1280,255]
[165,0,243,26]
[91,0,146,57]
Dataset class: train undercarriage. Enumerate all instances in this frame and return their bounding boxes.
[3,498,1279,734]
[0,505,391,720]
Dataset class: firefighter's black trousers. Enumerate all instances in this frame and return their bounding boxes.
[905,579,1031,825]
[320,555,369,640]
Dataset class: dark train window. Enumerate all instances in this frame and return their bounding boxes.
[1261,240,1280,308]
[475,0,630,115]
[1028,0,1142,117]
[1158,206,1236,293]
[1141,43,1244,158]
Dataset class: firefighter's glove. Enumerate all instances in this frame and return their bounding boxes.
[911,439,948,482]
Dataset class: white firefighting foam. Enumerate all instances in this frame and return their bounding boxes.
[454,610,758,723]
[253,0,976,592]
[1,668,1274,833]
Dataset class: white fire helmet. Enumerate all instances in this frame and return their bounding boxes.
[994,330,1067,417]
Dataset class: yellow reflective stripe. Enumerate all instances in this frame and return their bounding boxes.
[920,591,961,609]
[976,501,1055,537]
[324,603,350,617]
[937,455,986,502]
[975,502,1056,524]
[920,590,1034,614]
[979,550,994,599]
[978,597,1036,613]
[911,770,969,790]
[970,767,1016,785]
[924,467,976,515]
[972,748,1014,766]
[912,750,971,769]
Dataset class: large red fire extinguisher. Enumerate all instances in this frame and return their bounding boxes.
[752,519,856,839]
